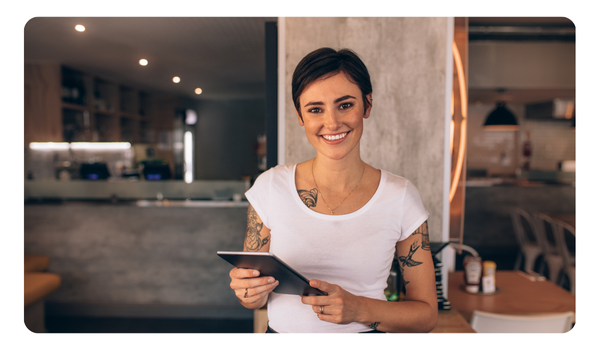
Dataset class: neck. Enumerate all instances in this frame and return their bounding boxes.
[312,153,365,192]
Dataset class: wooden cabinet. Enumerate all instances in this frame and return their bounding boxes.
[25,63,163,145]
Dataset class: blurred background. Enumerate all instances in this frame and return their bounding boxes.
[23,17,575,333]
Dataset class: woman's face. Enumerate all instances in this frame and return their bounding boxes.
[296,72,372,161]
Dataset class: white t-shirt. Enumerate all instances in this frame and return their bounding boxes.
[245,164,429,333]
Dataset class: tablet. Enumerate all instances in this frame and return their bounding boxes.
[217,251,327,296]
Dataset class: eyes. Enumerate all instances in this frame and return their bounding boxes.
[307,102,354,114]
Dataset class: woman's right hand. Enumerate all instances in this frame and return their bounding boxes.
[229,267,279,308]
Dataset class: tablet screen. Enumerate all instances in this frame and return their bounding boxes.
[217,251,327,296]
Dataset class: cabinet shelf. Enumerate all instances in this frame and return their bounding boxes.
[25,63,184,147]
[57,65,155,143]
[62,102,88,112]
[118,112,141,120]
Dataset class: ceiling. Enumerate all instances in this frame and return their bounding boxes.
[24,17,575,102]
[24,17,276,100]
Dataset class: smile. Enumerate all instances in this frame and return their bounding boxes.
[322,132,348,141]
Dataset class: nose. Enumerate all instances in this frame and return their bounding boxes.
[323,110,342,131]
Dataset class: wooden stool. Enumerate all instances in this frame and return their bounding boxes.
[24,272,61,332]
[24,255,50,273]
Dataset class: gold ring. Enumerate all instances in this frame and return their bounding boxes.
[320,306,324,314]
[244,288,248,298]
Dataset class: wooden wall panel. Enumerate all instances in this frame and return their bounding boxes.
[24,64,62,144]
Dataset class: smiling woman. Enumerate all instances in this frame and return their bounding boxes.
[227,47,438,333]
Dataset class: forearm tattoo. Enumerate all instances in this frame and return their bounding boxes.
[244,206,269,251]
[412,221,431,251]
[368,322,381,330]
[297,188,318,208]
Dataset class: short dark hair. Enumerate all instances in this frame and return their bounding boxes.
[292,48,373,120]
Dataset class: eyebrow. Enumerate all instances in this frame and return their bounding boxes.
[303,95,357,108]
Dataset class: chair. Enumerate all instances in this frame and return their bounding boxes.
[449,243,479,257]
[447,243,479,272]
[510,208,543,272]
[532,213,563,284]
[552,220,575,294]
[470,310,574,333]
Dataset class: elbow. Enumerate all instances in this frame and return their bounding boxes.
[422,306,438,332]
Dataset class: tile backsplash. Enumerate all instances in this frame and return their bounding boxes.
[467,103,575,177]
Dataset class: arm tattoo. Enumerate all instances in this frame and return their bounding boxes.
[397,241,423,286]
[411,221,431,251]
[244,206,269,251]
[297,188,318,208]
[368,322,381,330]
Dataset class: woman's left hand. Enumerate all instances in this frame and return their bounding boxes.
[300,279,364,324]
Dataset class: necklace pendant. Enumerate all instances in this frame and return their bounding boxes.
[330,210,334,215]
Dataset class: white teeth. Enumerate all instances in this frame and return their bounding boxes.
[323,132,347,141]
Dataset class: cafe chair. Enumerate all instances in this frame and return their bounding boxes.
[470,310,574,333]
[552,220,575,294]
[449,243,478,257]
[532,213,563,284]
[447,243,479,272]
[533,214,565,281]
[510,208,543,272]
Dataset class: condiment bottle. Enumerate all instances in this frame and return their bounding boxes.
[463,256,482,293]
[482,261,497,294]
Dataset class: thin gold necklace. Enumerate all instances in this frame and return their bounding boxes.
[311,159,366,215]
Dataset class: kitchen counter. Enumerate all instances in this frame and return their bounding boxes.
[136,199,249,208]
[24,179,250,201]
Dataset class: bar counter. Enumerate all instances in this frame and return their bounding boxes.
[24,199,252,320]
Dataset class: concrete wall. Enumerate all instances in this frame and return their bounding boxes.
[282,17,450,241]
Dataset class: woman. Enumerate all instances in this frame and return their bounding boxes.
[229,47,437,333]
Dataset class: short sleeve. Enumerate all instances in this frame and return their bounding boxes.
[244,168,273,229]
[398,181,429,241]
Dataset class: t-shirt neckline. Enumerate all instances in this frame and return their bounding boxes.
[290,163,385,219]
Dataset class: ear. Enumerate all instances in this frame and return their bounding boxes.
[296,109,305,126]
[363,93,373,119]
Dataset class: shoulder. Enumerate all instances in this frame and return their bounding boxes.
[379,170,425,205]
[252,164,295,187]
[380,170,418,191]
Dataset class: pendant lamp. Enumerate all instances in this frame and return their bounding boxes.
[483,101,519,131]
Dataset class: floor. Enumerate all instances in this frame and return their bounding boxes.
[45,316,253,333]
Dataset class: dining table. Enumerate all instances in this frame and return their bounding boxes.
[447,270,576,324]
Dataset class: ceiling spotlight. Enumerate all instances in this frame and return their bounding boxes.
[173,76,181,83]
[75,24,85,32]
[139,59,148,66]
[195,88,202,95]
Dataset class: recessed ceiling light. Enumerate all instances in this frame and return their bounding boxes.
[173,76,181,83]
[139,59,148,66]
[75,24,85,32]
[195,88,202,95]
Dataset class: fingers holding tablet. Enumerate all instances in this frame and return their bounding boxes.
[229,267,279,304]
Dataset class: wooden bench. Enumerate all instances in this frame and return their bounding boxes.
[24,255,61,333]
